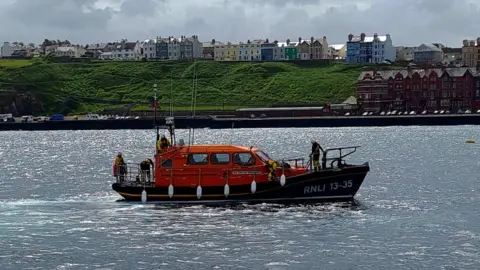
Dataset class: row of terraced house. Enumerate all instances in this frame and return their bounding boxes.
[0,35,344,61]
[356,67,480,113]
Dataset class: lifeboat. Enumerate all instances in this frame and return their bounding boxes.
[111,117,370,204]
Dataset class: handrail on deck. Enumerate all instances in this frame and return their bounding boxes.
[115,162,155,186]
[321,146,361,169]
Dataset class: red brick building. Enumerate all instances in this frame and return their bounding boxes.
[356,67,480,112]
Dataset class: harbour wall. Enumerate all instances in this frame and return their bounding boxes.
[2,115,480,131]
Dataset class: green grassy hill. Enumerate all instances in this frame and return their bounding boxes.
[0,58,396,115]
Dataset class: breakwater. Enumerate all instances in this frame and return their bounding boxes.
[2,115,480,131]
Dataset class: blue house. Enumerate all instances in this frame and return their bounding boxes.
[155,37,169,59]
[346,33,395,64]
[261,43,275,61]
[346,33,360,63]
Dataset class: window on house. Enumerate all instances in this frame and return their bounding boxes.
[187,153,208,165]
[232,153,255,166]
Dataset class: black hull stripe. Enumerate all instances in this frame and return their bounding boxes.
[118,195,354,204]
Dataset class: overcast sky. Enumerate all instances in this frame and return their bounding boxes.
[1,0,478,47]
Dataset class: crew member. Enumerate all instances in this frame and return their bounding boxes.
[311,140,324,171]
[267,159,278,180]
[157,135,171,152]
[114,152,127,181]
[140,158,154,183]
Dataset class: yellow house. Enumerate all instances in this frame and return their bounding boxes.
[461,38,480,67]
[214,42,238,61]
[330,44,346,59]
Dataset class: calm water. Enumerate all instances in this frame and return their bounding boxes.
[0,127,479,270]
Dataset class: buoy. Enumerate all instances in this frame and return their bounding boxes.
[224,184,230,197]
[141,189,147,203]
[466,137,475,144]
[168,184,174,198]
[280,174,286,186]
[196,185,202,199]
[251,180,257,193]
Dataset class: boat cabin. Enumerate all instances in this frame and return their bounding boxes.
[154,144,308,187]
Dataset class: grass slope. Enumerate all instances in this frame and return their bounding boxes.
[0,59,392,114]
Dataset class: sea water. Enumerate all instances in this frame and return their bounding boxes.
[0,127,479,269]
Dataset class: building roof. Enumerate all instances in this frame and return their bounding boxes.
[330,44,345,50]
[87,43,108,49]
[113,42,136,51]
[442,47,462,54]
[56,46,76,52]
[350,35,388,42]
[358,67,479,81]
[415,44,443,52]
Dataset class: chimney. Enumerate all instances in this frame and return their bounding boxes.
[348,34,353,42]
[360,33,366,41]
[374,33,378,40]
[298,37,302,43]
[311,36,314,43]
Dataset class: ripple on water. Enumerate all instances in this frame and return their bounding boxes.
[0,127,480,269]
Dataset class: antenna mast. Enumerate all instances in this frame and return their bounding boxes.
[153,83,159,143]
[188,60,198,146]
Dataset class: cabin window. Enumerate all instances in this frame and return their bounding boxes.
[187,153,208,165]
[232,153,255,166]
[210,153,230,164]
[255,151,271,162]
[161,158,172,168]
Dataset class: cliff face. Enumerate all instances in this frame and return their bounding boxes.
[0,60,367,115]
[0,91,45,116]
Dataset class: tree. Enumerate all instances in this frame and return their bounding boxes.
[28,43,35,48]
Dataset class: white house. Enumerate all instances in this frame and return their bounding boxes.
[1,42,19,57]
[111,42,138,60]
[238,40,262,61]
[370,34,395,63]
[55,46,86,58]
[329,44,346,59]
[396,46,417,61]
[141,39,156,59]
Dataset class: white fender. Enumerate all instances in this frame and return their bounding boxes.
[196,185,202,199]
[280,174,286,186]
[141,189,147,203]
[224,184,230,197]
[251,180,257,193]
[168,184,174,198]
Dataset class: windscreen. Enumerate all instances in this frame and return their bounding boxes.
[255,151,271,162]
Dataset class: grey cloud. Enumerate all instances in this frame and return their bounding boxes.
[120,0,164,17]
[0,0,478,47]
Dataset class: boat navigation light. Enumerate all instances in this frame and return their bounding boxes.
[168,184,174,198]
[141,190,147,203]
[280,174,286,186]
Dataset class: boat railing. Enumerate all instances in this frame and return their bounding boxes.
[280,157,306,168]
[319,146,361,169]
[115,162,155,187]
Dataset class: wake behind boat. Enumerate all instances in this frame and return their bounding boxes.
[111,117,370,205]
